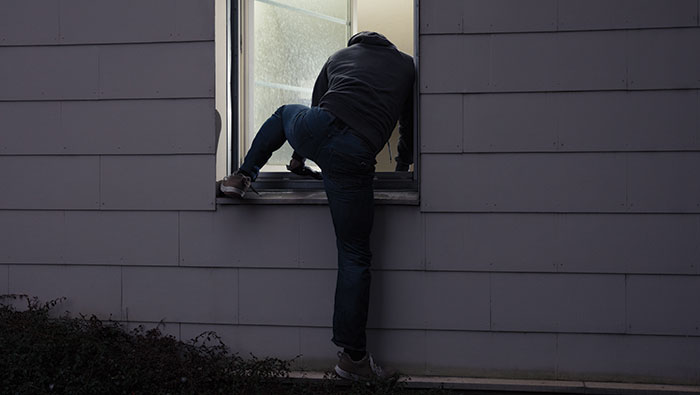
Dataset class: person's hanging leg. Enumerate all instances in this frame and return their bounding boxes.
[321,130,397,381]
[326,173,374,354]
[321,131,376,353]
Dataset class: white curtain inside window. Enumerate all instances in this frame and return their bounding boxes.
[248,0,350,171]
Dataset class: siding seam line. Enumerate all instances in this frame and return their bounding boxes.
[417,87,700,95]
[0,263,690,276]
[96,45,101,98]
[697,91,700,150]
[177,212,181,266]
[0,39,214,49]
[95,319,700,340]
[98,155,102,209]
[59,102,64,152]
[61,210,66,263]
[421,209,427,270]
[421,328,427,375]
[173,0,178,38]
[0,96,216,104]
[487,34,493,90]
[95,320,700,338]
[120,265,124,321]
[624,152,630,211]
[554,332,559,380]
[57,0,62,43]
[552,93,560,151]
[624,30,630,89]
[417,25,700,37]
[297,327,302,365]
[488,273,492,331]
[460,94,465,153]
[624,274,629,333]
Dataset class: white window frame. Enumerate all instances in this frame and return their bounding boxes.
[218,0,420,191]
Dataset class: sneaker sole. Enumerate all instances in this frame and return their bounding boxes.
[334,365,369,382]
[220,184,246,198]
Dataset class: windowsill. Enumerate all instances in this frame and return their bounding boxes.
[216,190,419,205]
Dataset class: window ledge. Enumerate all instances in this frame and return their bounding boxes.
[216,190,419,206]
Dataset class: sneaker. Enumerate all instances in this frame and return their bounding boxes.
[334,351,397,382]
[220,171,252,198]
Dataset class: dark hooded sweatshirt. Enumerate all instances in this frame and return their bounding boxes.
[309,31,415,166]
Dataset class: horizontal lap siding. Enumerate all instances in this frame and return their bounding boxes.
[423,91,700,154]
[2,0,699,385]
[0,155,214,210]
[0,2,216,210]
[0,211,179,265]
[1,99,216,155]
[557,0,699,31]
[0,45,100,100]
[0,266,7,295]
[2,0,218,374]
[420,0,699,34]
[626,275,700,336]
[421,153,627,212]
[100,155,215,210]
[421,153,700,212]
[182,325,699,382]
[122,266,237,324]
[421,29,700,93]
[417,0,700,384]
[0,156,100,209]
[7,264,122,320]
[179,205,424,270]
[0,0,213,45]
[490,273,626,333]
[425,213,700,274]
[0,42,215,101]
[556,334,700,384]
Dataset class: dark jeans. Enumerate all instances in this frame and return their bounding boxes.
[240,104,376,351]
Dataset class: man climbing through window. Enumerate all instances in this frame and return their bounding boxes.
[220,31,415,381]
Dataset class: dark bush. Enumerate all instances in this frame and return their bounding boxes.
[0,294,450,395]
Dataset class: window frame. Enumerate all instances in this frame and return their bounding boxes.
[226,0,420,193]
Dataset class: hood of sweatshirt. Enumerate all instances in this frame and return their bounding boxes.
[347,31,396,48]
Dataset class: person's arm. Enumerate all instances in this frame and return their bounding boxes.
[395,89,414,171]
[311,59,330,107]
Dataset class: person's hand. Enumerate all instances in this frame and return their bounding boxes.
[395,162,410,172]
[287,158,323,180]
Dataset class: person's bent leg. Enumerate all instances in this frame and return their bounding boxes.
[239,104,308,180]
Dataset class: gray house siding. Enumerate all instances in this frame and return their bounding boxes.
[0,0,216,211]
[1,0,699,386]
[416,0,700,384]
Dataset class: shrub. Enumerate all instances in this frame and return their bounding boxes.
[0,294,449,395]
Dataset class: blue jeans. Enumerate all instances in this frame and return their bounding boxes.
[240,105,376,351]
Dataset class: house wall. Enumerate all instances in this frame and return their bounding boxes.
[1,0,699,385]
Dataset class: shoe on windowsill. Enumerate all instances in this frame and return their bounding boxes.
[219,171,252,198]
[334,351,398,382]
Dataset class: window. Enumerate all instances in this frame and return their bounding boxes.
[216,0,417,191]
